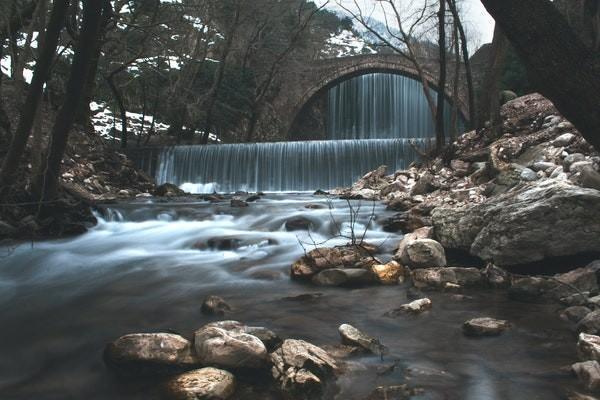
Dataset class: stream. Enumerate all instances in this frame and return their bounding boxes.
[0,194,580,399]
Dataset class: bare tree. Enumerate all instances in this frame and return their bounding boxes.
[435,0,447,151]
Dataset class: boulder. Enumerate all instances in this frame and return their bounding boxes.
[154,183,185,197]
[104,333,198,376]
[166,368,235,400]
[508,276,555,302]
[463,318,510,337]
[270,339,338,398]
[394,227,433,260]
[386,298,432,316]
[194,322,268,369]
[553,133,576,147]
[338,324,386,354]
[412,267,483,290]
[579,333,600,362]
[564,153,586,171]
[397,239,446,269]
[410,172,436,196]
[581,166,600,191]
[382,211,431,233]
[580,312,600,335]
[562,307,593,324]
[312,268,376,287]
[285,217,314,231]
[291,246,377,280]
[201,296,232,316]
[432,181,600,266]
[572,361,600,391]
[370,261,405,284]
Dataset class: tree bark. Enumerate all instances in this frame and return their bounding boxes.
[35,0,107,202]
[480,0,600,150]
[0,0,70,191]
[436,0,447,152]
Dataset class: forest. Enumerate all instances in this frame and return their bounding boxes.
[1,0,600,399]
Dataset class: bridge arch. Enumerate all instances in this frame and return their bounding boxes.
[283,54,469,139]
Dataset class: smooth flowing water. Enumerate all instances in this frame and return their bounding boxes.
[0,195,580,400]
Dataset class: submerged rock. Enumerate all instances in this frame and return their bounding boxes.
[230,199,248,208]
[285,217,314,231]
[104,333,198,376]
[166,367,236,400]
[312,268,376,287]
[365,385,420,400]
[270,339,338,399]
[572,361,600,391]
[463,318,510,337]
[201,296,232,316]
[338,324,386,354]
[194,322,268,369]
[432,181,600,266]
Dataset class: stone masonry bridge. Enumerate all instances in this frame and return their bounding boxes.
[273,53,469,138]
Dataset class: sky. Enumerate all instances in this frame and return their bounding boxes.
[318,0,495,48]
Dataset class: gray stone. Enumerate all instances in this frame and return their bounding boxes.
[484,264,510,288]
[578,333,600,362]
[104,333,198,376]
[463,317,510,337]
[553,133,576,147]
[531,161,557,172]
[194,322,268,369]
[520,168,538,181]
[581,166,600,191]
[562,307,593,324]
[578,311,600,335]
[398,238,446,269]
[166,368,235,400]
[412,267,483,289]
[338,324,386,354]
[571,161,595,175]
[386,298,432,316]
[270,339,338,398]
[564,153,587,171]
[285,217,314,231]
[432,181,600,266]
[572,361,600,391]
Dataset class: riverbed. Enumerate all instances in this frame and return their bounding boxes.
[0,194,580,399]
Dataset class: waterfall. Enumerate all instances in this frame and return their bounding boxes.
[156,138,434,193]
[327,73,458,140]
[144,73,461,194]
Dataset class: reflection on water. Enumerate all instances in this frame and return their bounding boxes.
[0,194,579,399]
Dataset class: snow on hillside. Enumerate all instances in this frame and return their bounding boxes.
[322,29,376,57]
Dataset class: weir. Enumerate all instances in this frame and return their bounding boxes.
[148,72,461,193]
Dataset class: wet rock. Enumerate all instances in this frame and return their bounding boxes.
[386,196,416,212]
[520,168,538,181]
[365,385,420,400]
[412,267,482,290]
[244,326,282,352]
[463,317,510,337]
[196,237,277,251]
[508,276,554,302]
[312,268,376,287]
[194,322,268,369]
[571,161,595,175]
[104,333,198,376]
[581,166,600,191]
[338,324,386,354]
[562,307,593,324]
[282,293,324,302]
[398,238,446,269]
[285,217,314,231]
[572,361,600,391]
[246,195,261,202]
[313,189,330,195]
[154,183,185,197]
[553,133,576,147]
[386,298,432,316]
[567,391,600,400]
[550,266,600,300]
[166,367,235,400]
[291,246,377,280]
[484,264,510,288]
[579,311,600,335]
[394,227,433,260]
[230,199,248,208]
[270,339,338,398]
[201,296,232,316]
[531,161,557,172]
[432,181,600,266]
[305,203,326,209]
[578,333,600,361]
[370,261,405,284]
[382,211,431,233]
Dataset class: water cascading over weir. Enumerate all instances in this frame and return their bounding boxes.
[153,73,459,193]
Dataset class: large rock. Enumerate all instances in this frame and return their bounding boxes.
[166,368,235,400]
[338,324,385,354]
[412,267,483,289]
[572,361,600,392]
[432,181,600,266]
[270,339,338,398]
[579,333,600,362]
[397,239,446,269]
[104,333,198,376]
[291,246,377,280]
[580,311,600,335]
[463,318,510,337]
[194,322,268,369]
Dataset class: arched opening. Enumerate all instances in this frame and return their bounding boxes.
[289,69,465,141]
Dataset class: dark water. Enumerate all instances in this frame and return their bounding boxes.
[0,195,580,399]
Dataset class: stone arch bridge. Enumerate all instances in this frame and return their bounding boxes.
[271,53,469,138]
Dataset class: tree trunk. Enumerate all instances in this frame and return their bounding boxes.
[14,0,48,83]
[480,0,600,150]
[450,14,460,140]
[35,0,106,202]
[477,23,508,138]
[0,0,70,191]
[447,0,475,128]
[436,0,447,152]
[106,75,128,148]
